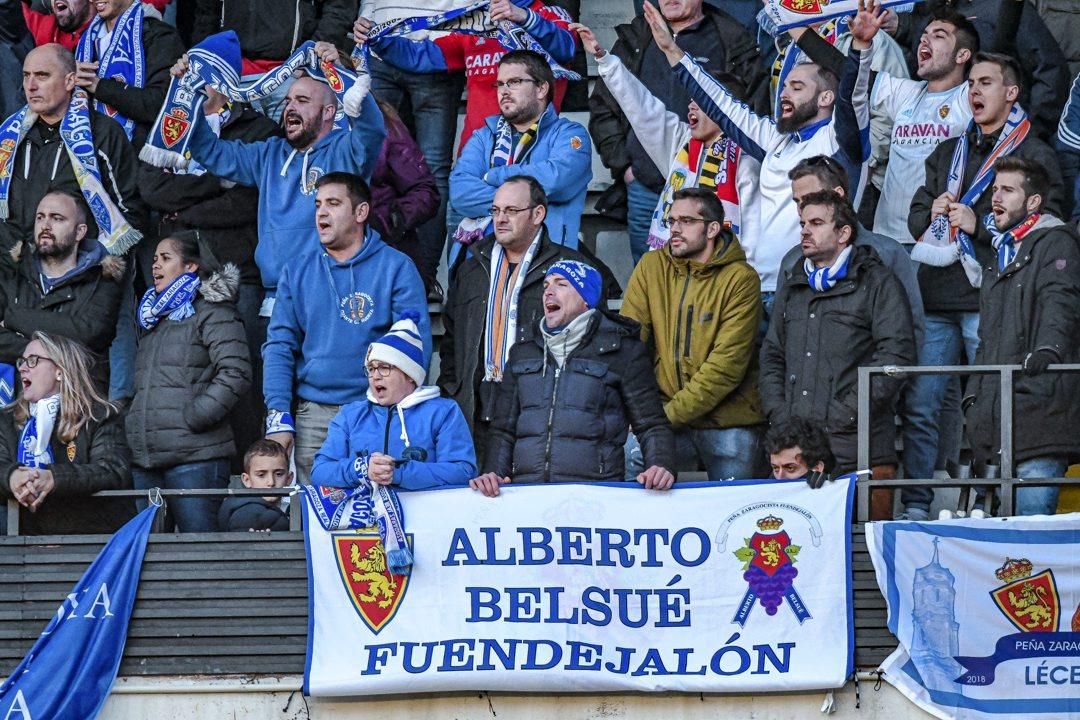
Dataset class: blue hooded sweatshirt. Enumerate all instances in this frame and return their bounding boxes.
[187,92,386,292]
[310,387,476,490]
[449,103,592,248]
[262,229,429,412]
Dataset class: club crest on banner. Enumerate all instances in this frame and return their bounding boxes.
[333,531,412,634]
[0,138,14,179]
[160,109,190,148]
[780,0,826,13]
[733,515,811,625]
[990,557,1059,633]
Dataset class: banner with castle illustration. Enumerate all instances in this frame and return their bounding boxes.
[867,515,1080,719]
[303,478,855,695]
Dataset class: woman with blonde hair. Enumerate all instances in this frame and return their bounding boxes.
[0,332,133,535]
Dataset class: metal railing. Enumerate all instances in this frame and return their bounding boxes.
[4,487,301,536]
[855,363,1080,521]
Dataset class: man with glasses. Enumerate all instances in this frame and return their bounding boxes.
[621,188,765,480]
[262,172,428,484]
[440,175,615,458]
[449,49,591,249]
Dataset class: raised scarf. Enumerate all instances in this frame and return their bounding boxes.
[75,1,145,140]
[648,136,741,250]
[0,90,141,256]
[910,104,1031,288]
[18,395,60,468]
[760,0,916,33]
[483,231,542,381]
[141,31,364,170]
[805,245,853,292]
[453,117,539,246]
[351,1,579,83]
[137,272,200,330]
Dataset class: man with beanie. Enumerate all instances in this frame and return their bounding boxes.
[311,315,476,491]
[263,172,429,484]
[471,260,674,496]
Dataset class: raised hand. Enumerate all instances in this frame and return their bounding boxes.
[642,2,684,65]
[849,0,889,50]
[353,17,374,45]
[570,23,606,59]
[489,0,527,24]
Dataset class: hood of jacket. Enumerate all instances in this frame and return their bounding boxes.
[482,103,560,145]
[198,263,241,303]
[661,229,748,277]
[13,237,125,285]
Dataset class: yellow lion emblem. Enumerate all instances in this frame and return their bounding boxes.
[348,542,398,609]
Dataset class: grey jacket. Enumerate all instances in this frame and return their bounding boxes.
[126,265,251,468]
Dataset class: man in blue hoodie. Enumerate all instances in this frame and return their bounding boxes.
[169,42,387,317]
[449,49,592,250]
[263,172,429,484]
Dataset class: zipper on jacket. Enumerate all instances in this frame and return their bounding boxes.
[683,305,694,358]
[673,273,691,389]
[541,366,561,482]
[290,0,302,53]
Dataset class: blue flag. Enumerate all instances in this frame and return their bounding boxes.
[0,505,156,719]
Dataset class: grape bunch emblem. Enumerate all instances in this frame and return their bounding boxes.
[732,515,811,625]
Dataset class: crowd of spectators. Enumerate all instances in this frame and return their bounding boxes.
[0,0,1078,535]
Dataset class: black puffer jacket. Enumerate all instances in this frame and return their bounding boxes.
[0,404,134,535]
[0,238,125,372]
[439,228,620,430]
[484,310,673,484]
[760,245,916,471]
[126,265,251,468]
[965,219,1080,465]
[218,495,289,532]
[191,0,356,60]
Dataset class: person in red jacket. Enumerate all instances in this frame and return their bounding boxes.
[21,0,170,50]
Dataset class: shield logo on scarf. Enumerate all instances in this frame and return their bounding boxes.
[0,139,14,179]
[333,531,412,634]
[161,110,190,149]
[990,558,1059,633]
[321,60,345,93]
[780,0,824,13]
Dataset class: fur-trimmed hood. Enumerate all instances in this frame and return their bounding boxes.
[198,263,241,304]
[10,237,125,283]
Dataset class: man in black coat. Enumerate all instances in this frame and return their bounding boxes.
[760,190,916,478]
[964,156,1080,516]
[439,175,617,450]
[0,190,124,385]
[470,260,674,496]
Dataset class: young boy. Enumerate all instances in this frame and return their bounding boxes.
[219,439,294,532]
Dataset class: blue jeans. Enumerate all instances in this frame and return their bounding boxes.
[133,459,230,532]
[626,179,660,266]
[242,72,295,123]
[625,426,765,481]
[371,58,461,282]
[900,311,980,510]
[1012,456,1065,516]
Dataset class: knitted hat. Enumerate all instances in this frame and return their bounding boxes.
[545,260,602,309]
[365,312,426,387]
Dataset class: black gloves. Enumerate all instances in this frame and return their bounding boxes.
[1021,349,1056,377]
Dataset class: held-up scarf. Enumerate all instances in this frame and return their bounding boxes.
[137,272,201,330]
[454,117,539,246]
[483,231,542,381]
[910,104,1031,288]
[18,395,60,468]
[648,137,741,250]
[760,0,917,33]
[141,31,364,170]
[351,1,579,85]
[0,90,142,256]
[805,245,853,292]
[75,1,145,141]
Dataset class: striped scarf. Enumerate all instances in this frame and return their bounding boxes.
[911,104,1031,288]
[18,395,60,469]
[483,231,542,381]
[648,136,741,250]
[805,245,853,292]
[75,1,145,140]
[760,0,916,33]
[137,272,201,329]
[988,211,1042,272]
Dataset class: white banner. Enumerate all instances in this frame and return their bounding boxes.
[303,478,855,695]
[867,514,1080,719]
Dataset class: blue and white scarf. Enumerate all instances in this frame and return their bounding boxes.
[483,230,541,381]
[75,1,145,141]
[911,104,1031,287]
[141,31,364,170]
[300,454,413,575]
[805,245,852,292]
[988,211,1064,272]
[759,0,917,33]
[0,90,141,256]
[351,1,579,84]
[137,272,201,330]
[18,395,60,468]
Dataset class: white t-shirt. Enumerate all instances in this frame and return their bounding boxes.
[871,75,970,243]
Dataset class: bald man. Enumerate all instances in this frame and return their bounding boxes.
[170,42,387,307]
[0,44,142,252]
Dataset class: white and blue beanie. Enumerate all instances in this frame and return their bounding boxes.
[546,260,602,309]
[365,311,427,387]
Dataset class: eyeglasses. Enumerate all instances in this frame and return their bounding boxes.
[488,205,537,218]
[660,216,711,230]
[492,78,538,90]
[365,363,394,378]
[16,355,53,370]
